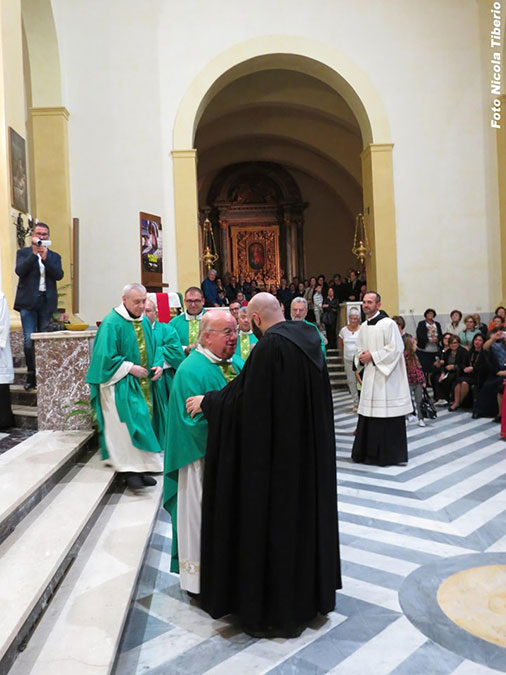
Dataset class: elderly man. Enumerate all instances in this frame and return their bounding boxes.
[290,296,326,355]
[352,291,412,466]
[163,310,239,594]
[233,306,258,368]
[201,268,219,307]
[144,298,185,443]
[170,287,206,355]
[86,284,164,490]
[14,221,64,390]
[186,292,340,637]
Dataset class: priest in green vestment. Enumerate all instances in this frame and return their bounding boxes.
[291,296,327,356]
[169,286,206,356]
[86,283,164,491]
[144,298,185,444]
[233,306,258,369]
[163,310,239,593]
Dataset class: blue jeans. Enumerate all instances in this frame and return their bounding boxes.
[20,292,51,375]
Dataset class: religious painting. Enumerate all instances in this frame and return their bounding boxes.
[248,241,265,270]
[231,225,280,286]
[9,127,28,213]
[139,212,163,290]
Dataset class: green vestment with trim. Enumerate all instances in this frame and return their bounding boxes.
[86,310,163,459]
[163,349,238,572]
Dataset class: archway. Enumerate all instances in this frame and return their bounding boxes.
[172,36,399,312]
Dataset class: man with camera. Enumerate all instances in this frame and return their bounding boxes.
[14,222,63,390]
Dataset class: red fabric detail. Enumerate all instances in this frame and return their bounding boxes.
[156,292,171,323]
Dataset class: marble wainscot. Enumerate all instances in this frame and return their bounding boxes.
[32,330,97,431]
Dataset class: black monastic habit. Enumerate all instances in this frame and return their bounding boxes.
[199,320,341,638]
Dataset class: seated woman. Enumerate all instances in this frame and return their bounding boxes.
[458,315,480,349]
[416,308,443,376]
[475,330,506,419]
[452,333,489,412]
[488,315,505,336]
[444,309,465,337]
[437,336,468,408]
[430,332,452,402]
[472,313,488,338]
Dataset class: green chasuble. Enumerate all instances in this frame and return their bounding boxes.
[163,349,238,572]
[86,308,163,459]
[151,320,185,445]
[233,331,259,370]
[170,310,206,350]
[305,319,327,357]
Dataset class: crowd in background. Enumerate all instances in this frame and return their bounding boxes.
[201,268,366,349]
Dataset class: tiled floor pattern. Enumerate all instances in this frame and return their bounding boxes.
[114,391,506,674]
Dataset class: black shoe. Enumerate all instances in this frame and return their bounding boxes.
[141,473,157,486]
[24,378,35,391]
[494,415,501,424]
[472,412,478,419]
[125,472,144,490]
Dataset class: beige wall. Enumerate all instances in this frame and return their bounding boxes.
[0,0,26,319]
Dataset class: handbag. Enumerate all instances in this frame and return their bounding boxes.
[421,388,437,419]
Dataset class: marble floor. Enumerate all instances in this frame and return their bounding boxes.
[0,428,36,454]
[114,392,506,674]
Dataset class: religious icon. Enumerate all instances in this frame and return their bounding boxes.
[9,128,28,213]
[140,212,163,289]
[248,242,265,270]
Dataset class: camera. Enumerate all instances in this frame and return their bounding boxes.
[36,239,52,247]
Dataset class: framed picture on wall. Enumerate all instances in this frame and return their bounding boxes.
[140,211,163,290]
[9,127,28,213]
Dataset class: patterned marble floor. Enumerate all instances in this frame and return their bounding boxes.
[114,392,506,674]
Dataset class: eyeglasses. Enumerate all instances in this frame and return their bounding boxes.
[208,328,236,337]
[186,298,203,304]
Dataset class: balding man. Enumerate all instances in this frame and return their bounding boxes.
[163,310,240,594]
[170,287,206,355]
[86,284,164,491]
[187,292,340,637]
[290,296,327,355]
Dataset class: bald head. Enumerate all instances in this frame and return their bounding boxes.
[199,310,237,359]
[247,292,285,338]
[144,298,157,324]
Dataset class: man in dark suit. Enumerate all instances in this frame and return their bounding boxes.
[14,222,63,389]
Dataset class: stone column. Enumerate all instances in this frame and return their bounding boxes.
[172,149,201,291]
[361,143,399,315]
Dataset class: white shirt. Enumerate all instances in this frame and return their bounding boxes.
[37,254,46,292]
[339,325,360,361]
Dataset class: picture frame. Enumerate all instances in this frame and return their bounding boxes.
[140,211,163,290]
[9,127,28,213]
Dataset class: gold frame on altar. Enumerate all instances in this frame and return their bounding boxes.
[230,224,280,286]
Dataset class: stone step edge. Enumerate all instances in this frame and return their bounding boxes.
[12,405,38,418]
[0,431,95,547]
[11,483,163,675]
[0,454,115,667]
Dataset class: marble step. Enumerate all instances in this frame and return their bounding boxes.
[0,430,94,545]
[10,384,37,407]
[12,405,38,430]
[0,453,115,671]
[13,367,27,386]
[10,483,163,675]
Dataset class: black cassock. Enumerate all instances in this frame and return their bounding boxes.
[200,320,341,638]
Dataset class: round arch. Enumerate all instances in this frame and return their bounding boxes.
[172,36,400,313]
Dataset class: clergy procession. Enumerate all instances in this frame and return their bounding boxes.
[83,275,416,639]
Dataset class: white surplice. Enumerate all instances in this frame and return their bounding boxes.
[354,313,412,418]
[99,304,163,473]
[176,345,234,593]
